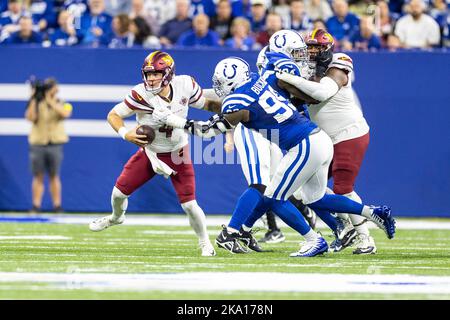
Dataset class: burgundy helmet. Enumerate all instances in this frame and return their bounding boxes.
[305,29,335,60]
[141,51,175,94]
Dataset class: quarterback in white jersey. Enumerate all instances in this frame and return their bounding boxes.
[89,51,222,256]
[277,29,376,254]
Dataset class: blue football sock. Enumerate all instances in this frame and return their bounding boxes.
[268,198,311,236]
[309,194,363,215]
[242,195,269,228]
[228,187,265,231]
[313,208,338,233]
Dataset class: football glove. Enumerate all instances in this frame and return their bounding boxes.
[184,114,234,138]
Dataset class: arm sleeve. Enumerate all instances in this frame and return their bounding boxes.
[276,72,339,102]
[112,101,135,118]
[189,77,206,109]
[202,88,223,101]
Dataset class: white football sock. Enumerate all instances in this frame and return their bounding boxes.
[303,229,319,242]
[344,191,370,236]
[181,200,209,242]
[227,226,240,234]
[111,186,128,220]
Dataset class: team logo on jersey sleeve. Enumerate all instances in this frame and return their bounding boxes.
[180,97,188,105]
[338,56,353,63]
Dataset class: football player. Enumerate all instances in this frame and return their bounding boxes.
[276,29,378,254]
[154,57,396,257]
[89,51,222,257]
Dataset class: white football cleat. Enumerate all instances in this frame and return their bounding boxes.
[199,239,216,256]
[290,236,328,257]
[353,234,377,255]
[89,214,125,232]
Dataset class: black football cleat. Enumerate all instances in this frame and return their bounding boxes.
[215,225,248,254]
[259,229,286,244]
[239,228,264,252]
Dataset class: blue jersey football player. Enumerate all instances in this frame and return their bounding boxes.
[154,56,396,257]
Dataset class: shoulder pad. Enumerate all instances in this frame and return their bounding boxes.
[329,53,353,73]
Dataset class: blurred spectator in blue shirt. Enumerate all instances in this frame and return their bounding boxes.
[388,0,406,15]
[284,0,313,33]
[108,13,132,48]
[28,0,56,31]
[248,0,267,33]
[0,0,25,40]
[349,16,382,51]
[326,0,360,44]
[49,9,78,46]
[0,1,8,13]
[78,0,112,47]
[190,0,217,18]
[224,16,255,50]
[230,0,251,18]
[210,0,233,44]
[429,0,449,46]
[2,15,42,44]
[64,0,88,29]
[177,13,220,47]
[159,0,192,47]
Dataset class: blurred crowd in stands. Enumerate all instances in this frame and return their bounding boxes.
[0,0,448,51]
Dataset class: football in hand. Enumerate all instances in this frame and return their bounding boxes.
[136,125,155,144]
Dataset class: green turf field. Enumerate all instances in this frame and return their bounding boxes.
[1,218,449,299]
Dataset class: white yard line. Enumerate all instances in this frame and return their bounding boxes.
[0,235,71,240]
[0,272,449,294]
[1,214,450,230]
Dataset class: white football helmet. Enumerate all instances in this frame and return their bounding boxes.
[269,29,308,64]
[212,57,251,98]
[256,45,268,75]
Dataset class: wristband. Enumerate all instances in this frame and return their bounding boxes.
[118,127,128,140]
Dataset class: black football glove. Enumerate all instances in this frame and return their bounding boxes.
[315,49,333,78]
[183,115,233,137]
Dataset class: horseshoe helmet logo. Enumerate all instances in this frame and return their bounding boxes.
[274,34,287,48]
[223,64,238,79]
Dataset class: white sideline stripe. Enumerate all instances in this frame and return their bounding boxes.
[0,84,130,102]
[0,119,137,137]
[0,272,449,294]
[0,235,71,240]
[1,214,450,229]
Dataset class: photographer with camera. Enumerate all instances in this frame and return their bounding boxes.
[25,77,72,213]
